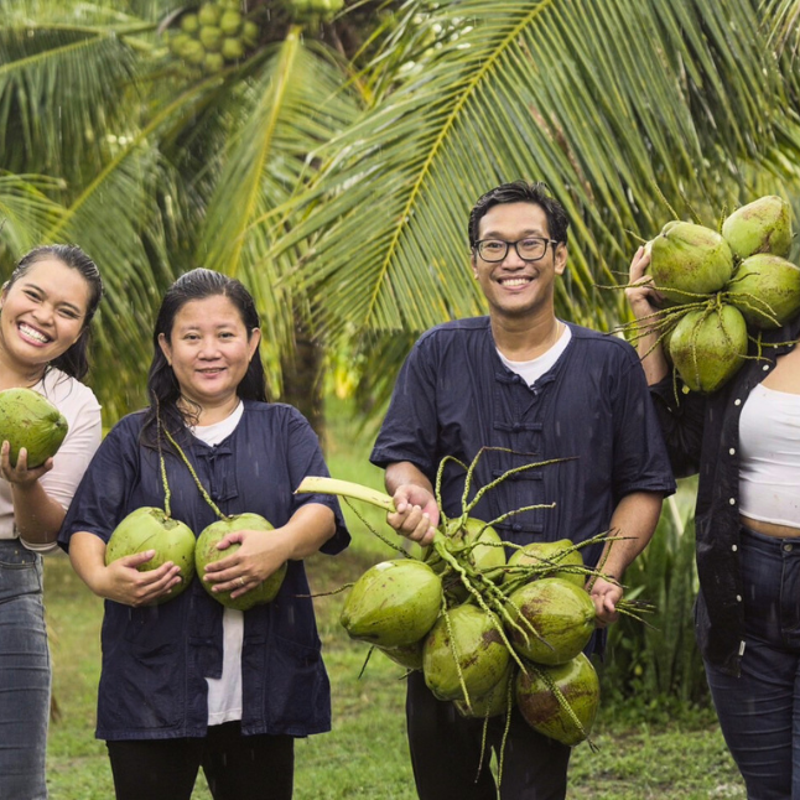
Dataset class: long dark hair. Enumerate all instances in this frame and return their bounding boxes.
[468,180,570,249]
[142,268,267,446]
[3,244,104,380]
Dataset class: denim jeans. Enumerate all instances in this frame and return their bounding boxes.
[0,540,50,800]
[704,526,800,800]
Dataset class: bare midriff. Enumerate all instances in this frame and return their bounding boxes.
[740,515,800,539]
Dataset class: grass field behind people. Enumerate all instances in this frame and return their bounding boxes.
[44,404,746,799]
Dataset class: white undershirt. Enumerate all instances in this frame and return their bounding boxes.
[497,323,572,386]
[191,401,245,726]
[739,383,800,528]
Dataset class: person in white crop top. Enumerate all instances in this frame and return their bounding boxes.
[628,243,800,799]
[0,245,103,800]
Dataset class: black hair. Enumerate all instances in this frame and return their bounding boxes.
[142,268,267,446]
[2,244,104,381]
[468,180,570,250]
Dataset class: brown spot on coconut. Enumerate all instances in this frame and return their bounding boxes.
[516,652,600,746]
[505,577,596,665]
[422,603,511,703]
[721,195,793,260]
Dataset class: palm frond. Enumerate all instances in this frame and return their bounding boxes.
[282,0,798,345]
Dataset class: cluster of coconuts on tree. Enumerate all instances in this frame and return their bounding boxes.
[285,0,345,23]
[166,1,261,74]
[633,195,800,393]
[296,449,651,751]
[104,428,286,609]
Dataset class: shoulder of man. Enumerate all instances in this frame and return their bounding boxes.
[415,315,490,347]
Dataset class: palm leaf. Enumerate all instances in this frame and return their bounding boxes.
[282,0,799,347]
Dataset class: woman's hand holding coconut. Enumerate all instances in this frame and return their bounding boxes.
[203,503,334,600]
[0,441,53,486]
[70,532,183,607]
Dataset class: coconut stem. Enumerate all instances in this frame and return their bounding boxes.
[162,427,227,521]
[294,476,397,512]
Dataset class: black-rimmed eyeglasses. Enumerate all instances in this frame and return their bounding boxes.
[474,237,559,263]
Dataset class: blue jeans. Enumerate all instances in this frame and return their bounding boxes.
[0,540,50,800]
[705,526,800,800]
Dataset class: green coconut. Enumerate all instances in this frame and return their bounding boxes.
[647,221,734,305]
[454,660,516,719]
[377,640,425,672]
[195,513,286,611]
[669,304,748,393]
[341,559,442,648]
[505,577,596,665]
[725,253,800,329]
[422,603,511,703]
[105,507,196,604]
[516,652,600,746]
[0,387,68,468]
[721,195,793,260]
[503,539,585,588]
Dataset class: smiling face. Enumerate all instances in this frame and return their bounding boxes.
[158,294,261,415]
[0,258,91,377]
[472,201,566,323]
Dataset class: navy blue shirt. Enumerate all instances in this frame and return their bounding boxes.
[651,314,800,675]
[59,400,349,741]
[370,318,675,569]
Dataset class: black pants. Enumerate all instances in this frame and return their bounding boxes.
[106,722,294,800]
[406,670,571,800]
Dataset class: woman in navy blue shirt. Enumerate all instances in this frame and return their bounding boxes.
[59,269,349,800]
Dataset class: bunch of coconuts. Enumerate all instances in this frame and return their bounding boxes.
[104,432,286,609]
[640,195,800,393]
[295,474,632,749]
[166,1,260,74]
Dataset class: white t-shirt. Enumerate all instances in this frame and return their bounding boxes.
[191,402,246,726]
[497,323,572,386]
[0,368,102,551]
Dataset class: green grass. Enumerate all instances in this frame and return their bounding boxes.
[42,403,746,799]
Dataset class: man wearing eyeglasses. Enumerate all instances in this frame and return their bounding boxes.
[370,180,674,800]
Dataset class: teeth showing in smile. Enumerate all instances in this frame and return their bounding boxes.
[500,278,531,287]
[19,323,50,343]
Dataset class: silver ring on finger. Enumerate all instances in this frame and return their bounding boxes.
[238,576,246,587]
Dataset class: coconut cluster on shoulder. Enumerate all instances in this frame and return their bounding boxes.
[640,195,800,393]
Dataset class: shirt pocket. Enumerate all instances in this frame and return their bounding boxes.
[266,635,328,732]
[100,607,183,731]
